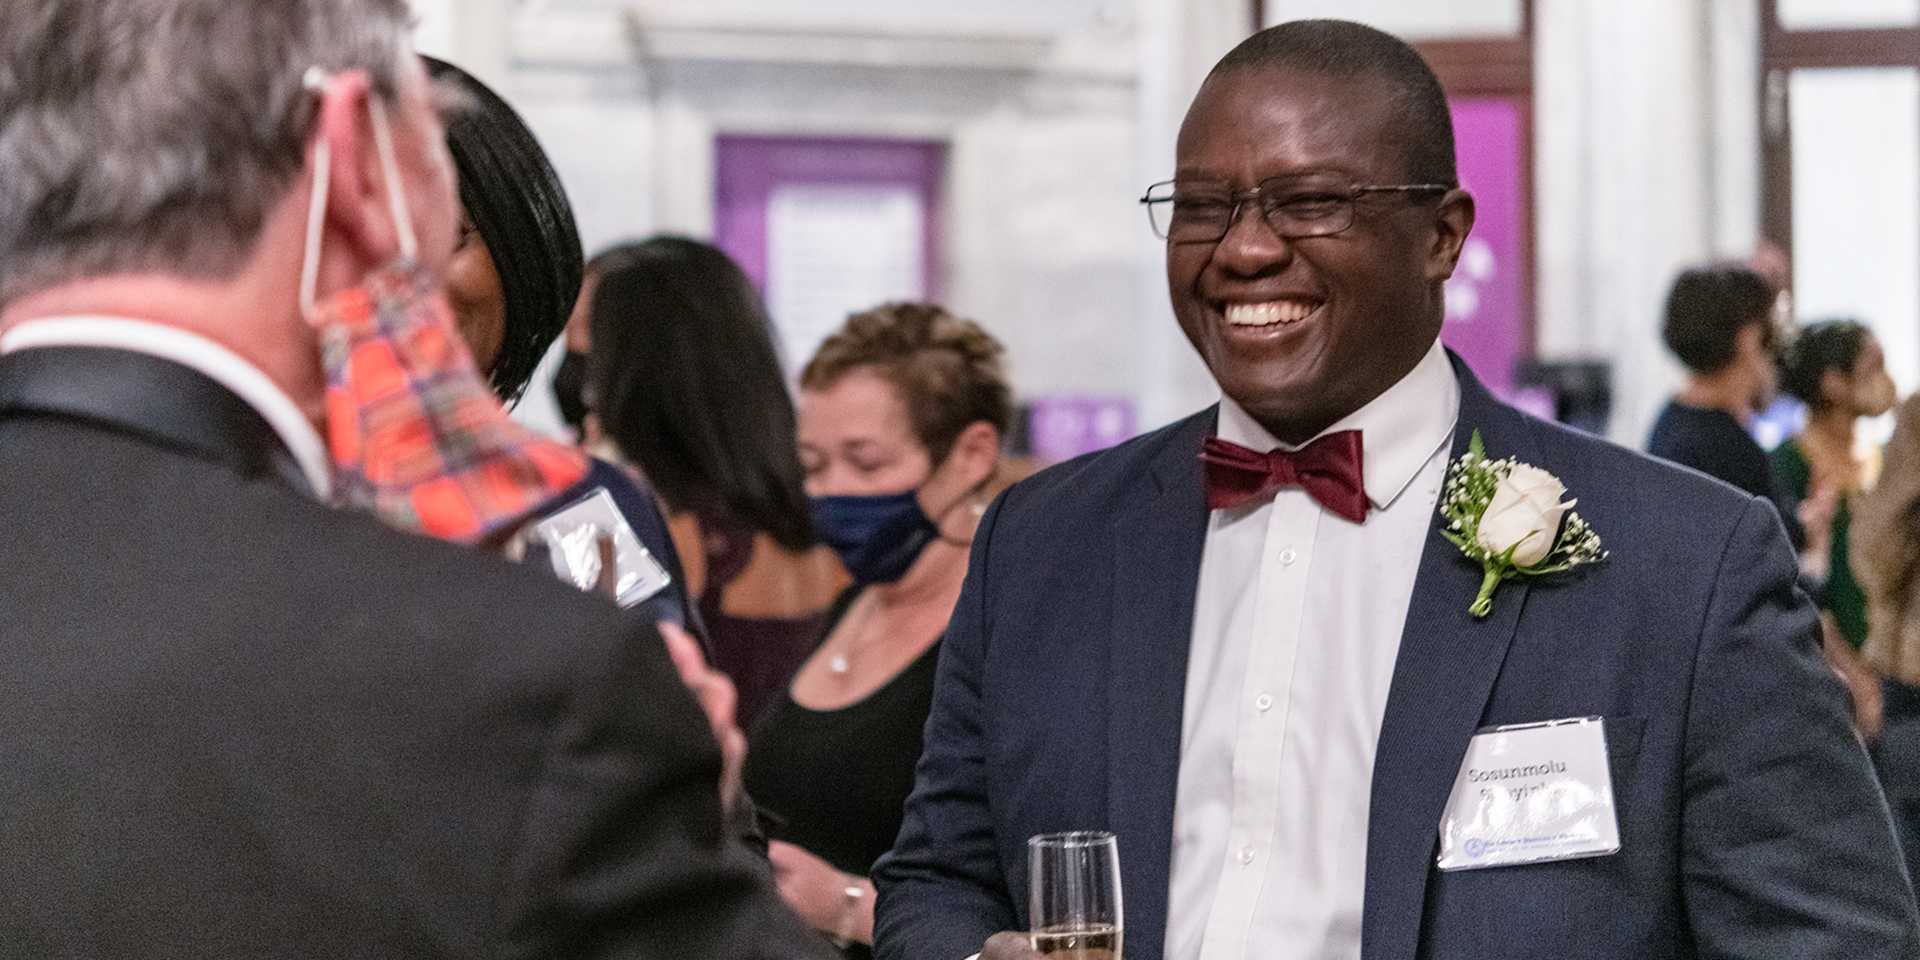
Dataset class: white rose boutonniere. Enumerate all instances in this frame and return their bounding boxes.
[1441,431,1607,618]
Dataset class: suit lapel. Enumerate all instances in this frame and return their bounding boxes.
[1362,360,1540,960]
[0,346,313,495]
[1107,409,1213,960]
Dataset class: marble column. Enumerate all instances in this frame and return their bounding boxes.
[1534,0,1754,446]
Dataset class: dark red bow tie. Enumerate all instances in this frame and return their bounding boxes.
[1200,431,1370,523]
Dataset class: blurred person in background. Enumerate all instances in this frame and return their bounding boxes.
[1750,239,1794,331]
[590,236,846,723]
[1860,391,1920,696]
[1774,320,1899,736]
[1855,388,1920,885]
[745,302,1012,955]
[0,1,828,956]
[552,245,636,448]
[426,56,696,630]
[1774,319,1897,651]
[1647,264,1830,560]
[551,255,601,445]
[1647,266,1792,506]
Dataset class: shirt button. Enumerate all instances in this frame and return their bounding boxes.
[1279,548,1298,566]
[1238,846,1257,865]
[1255,693,1274,712]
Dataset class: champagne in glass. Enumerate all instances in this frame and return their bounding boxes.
[1029,925,1121,958]
[1028,831,1123,960]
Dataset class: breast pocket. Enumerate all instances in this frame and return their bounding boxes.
[1423,715,1657,956]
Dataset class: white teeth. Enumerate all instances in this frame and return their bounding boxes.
[1224,300,1319,327]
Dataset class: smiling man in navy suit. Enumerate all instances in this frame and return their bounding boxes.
[872,19,1920,960]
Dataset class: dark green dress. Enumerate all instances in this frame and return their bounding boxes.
[1772,439,1869,649]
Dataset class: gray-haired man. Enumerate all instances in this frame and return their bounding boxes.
[0,2,833,957]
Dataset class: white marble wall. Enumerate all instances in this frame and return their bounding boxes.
[1534,0,1764,446]
[432,0,1157,434]
[418,0,1774,446]
[1534,0,1694,446]
[1134,0,1251,426]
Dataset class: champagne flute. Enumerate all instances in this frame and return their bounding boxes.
[1027,831,1123,959]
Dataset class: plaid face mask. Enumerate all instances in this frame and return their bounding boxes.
[311,262,587,544]
[298,73,586,545]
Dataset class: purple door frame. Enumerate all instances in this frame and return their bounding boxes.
[713,135,946,300]
[1442,97,1527,397]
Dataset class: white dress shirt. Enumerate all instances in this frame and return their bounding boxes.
[0,315,332,498]
[1164,340,1460,960]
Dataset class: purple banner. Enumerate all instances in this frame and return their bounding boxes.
[1027,396,1138,464]
[1442,98,1528,396]
[713,135,944,298]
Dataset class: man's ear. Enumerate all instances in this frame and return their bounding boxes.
[1426,189,1477,282]
[311,70,405,266]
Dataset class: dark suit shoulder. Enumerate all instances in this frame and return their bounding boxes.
[256,485,637,670]
[0,417,693,958]
[7,415,634,685]
[1525,410,1754,503]
[1508,407,1774,559]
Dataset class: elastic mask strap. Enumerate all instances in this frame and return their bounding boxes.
[368,96,418,263]
[298,70,333,322]
[296,69,417,322]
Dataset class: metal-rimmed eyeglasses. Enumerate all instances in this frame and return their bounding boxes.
[1139,176,1451,243]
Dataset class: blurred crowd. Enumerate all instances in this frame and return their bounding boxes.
[1649,255,1920,881]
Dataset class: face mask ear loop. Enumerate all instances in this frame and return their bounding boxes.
[367,97,418,263]
[298,67,334,324]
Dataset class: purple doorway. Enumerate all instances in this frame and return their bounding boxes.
[1443,97,1529,398]
[714,135,946,372]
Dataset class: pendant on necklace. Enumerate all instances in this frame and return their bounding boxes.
[829,654,851,674]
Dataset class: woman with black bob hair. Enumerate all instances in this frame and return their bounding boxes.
[422,57,700,635]
[590,237,846,725]
[424,55,581,405]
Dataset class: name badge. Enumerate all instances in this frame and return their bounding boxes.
[1436,716,1620,871]
[529,487,673,609]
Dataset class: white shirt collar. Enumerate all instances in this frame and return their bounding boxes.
[0,316,332,499]
[1215,338,1460,511]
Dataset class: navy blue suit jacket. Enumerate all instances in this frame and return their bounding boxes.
[873,357,1920,960]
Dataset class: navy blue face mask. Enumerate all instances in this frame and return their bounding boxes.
[810,489,941,585]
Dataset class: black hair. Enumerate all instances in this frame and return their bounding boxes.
[1661,265,1776,375]
[587,245,642,276]
[589,236,813,551]
[1210,19,1458,186]
[1780,319,1873,409]
[422,56,582,405]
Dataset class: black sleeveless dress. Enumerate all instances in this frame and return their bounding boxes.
[743,591,941,957]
